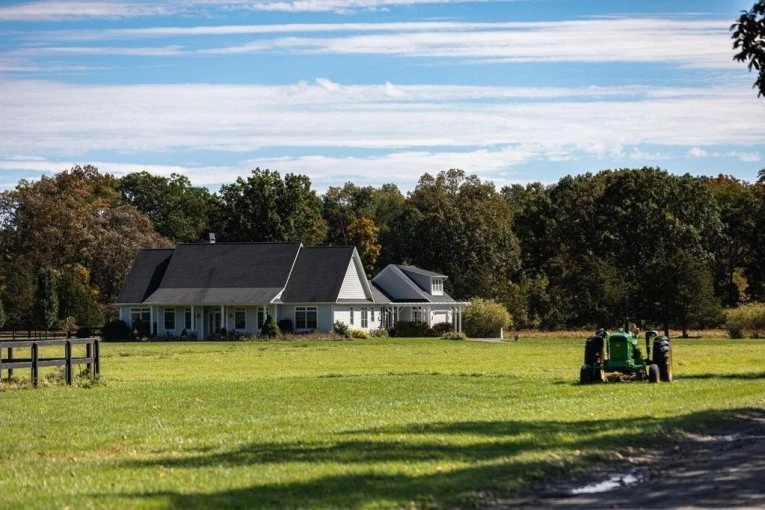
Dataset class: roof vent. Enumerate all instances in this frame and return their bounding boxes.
[203,232,216,244]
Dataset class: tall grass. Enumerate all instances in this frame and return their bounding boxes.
[0,337,763,509]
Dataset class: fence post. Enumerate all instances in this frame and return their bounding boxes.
[86,342,92,373]
[7,347,13,380]
[94,339,100,376]
[31,343,39,387]
[65,340,72,385]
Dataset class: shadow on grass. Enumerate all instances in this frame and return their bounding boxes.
[679,371,765,380]
[104,407,764,509]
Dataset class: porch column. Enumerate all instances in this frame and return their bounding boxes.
[191,305,196,335]
[221,305,225,332]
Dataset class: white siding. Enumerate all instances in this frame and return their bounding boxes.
[338,260,367,299]
[318,306,333,332]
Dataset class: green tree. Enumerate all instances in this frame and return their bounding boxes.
[215,169,327,245]
[58,265,104,328]
[732,1,765,97]
[463,298,512,338]
[119,172,214,243]
[407,170,520,302]
[0,261,35,330]
[33,268,59,330]
[0,297,5,328]
[704,175,757,306]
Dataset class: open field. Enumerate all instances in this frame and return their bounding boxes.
[1,337,765,509]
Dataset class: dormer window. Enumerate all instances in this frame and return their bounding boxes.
[432,278,444,295]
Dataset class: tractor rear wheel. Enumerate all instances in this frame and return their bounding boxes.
[653,337,673,382]
[584,336,603,365]
[580,364,593,384]
[648,364,660,383]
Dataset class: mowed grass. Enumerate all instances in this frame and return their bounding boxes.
[1,337,765,509]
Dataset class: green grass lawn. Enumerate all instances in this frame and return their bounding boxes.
[1,337,764,509]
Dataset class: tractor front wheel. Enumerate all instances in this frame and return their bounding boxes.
[648,364,660,383]
[653,337,673,382]
[580,364,593,384]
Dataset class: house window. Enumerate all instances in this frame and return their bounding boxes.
[412,307,422,324]
[130,307,150,326]
[295,307,317,330]
[361,307,368,328]
[185,307,192,330]
[257,306,265,329]
[350,307,354,325]
[235,307,246,329]
[432,279,443,295]
[164,308,175,330]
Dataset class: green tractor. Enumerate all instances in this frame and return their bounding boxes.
[579,326,672,384]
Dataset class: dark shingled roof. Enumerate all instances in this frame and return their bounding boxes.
[398,265,446,279]
[116,249,174,304]
[158,242,301,289]
[281,246,356,302]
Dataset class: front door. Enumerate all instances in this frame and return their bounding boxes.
[209,310,221,336]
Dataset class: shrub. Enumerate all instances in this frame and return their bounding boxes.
[431,322,454,336]
[388,320,434,338]
[333,321,351,338]
[278,318,294,334]
[442,331,466,341]
[369,328,389,338]
[102,319,131,341]
[726,303,765,338]
[350,329,369,339]
[261,315,280,338]
[463,298,512,338]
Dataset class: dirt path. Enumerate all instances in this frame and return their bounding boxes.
[485,409,765,509]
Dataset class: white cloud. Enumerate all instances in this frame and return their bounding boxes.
[0,0,497,21]
[315,77,342,91]
[688,147,709,158]
[16,18,736,69]
[1,80,763,160]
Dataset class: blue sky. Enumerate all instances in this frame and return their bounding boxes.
[0,0,762,192]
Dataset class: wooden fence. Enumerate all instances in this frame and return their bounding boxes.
[0,328,102,341]
[0,338,100,387]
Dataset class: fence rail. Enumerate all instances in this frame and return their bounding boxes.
[0,338,100,387]
[0,328,102,341]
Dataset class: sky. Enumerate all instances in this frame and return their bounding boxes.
[0,0,763,193]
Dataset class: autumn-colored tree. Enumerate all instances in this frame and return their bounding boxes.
[0,166,170,317]
[345,216,381,276]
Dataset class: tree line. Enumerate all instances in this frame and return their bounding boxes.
[1,165,764,334]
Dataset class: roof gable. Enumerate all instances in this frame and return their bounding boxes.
[116,249,174,304]
[372,264,457,303]
[281,246,360,302]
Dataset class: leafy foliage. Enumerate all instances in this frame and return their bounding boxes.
[261,315,281,338]
[726,303,765,338]
[732,1,765,97]
[463,298,512,338]
[102,319,131,341]
[119,171,214,243]
[215,169,327,245]
[388,320,434,338]
[33,268,58,329]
